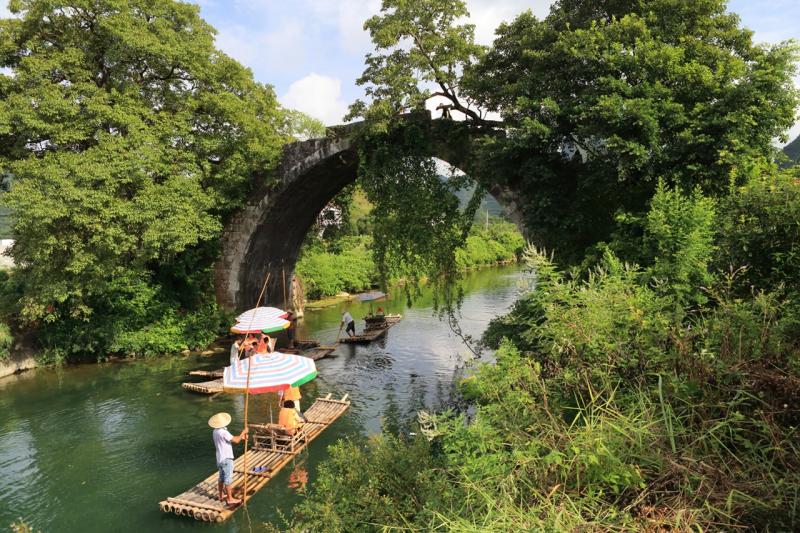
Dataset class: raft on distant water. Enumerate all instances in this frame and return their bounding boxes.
[340,314,402,344]
[159,393,350,523]
[181,379,224,394]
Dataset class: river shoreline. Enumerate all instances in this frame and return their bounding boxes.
[303,259,520,310]
[0,261,521,380]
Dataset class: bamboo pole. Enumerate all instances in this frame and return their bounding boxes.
[240,270,271,506]
[282,266,287,311]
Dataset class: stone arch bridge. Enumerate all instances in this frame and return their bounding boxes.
[214,114,523,312]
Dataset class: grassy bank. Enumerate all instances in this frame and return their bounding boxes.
[296,220,525,301]
[283,173,800,531]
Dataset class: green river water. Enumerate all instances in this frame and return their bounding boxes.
[0,265,525,532]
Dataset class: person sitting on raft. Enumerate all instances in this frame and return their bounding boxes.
[209,412,248,506]
[278,400,304,436]
[255,333,276,354]
[279,386,308,422]
[376,307,385,317]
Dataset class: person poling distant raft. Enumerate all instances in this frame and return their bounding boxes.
[208,412,248,506]
[340,309,356,338]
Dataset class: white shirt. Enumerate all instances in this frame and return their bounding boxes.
[342,312,353,324]
[213,427,234,463]
[230,342,240,367]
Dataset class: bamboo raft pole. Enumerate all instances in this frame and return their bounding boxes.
[188,369,224,378]
[159,393,350,522]
[340,315,402,344]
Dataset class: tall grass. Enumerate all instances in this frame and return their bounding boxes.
[282,177,800,531]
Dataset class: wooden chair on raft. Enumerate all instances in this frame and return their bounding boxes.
[248,422,307,454]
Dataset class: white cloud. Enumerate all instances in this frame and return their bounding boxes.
[0,0,11,18]
[214,19,307,80]
[281,73,349,126]
[467,0,553,45]
[300,0,380,55]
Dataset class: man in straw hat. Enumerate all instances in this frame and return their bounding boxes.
[209,412,248,506]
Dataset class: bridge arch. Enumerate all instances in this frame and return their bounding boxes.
[214,116,523,311]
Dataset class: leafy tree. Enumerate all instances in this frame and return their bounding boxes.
[348,0,486,123]
[0,0,287,355]
[350,0,798,263]
[282,109,326,140]
[464,0,799,258]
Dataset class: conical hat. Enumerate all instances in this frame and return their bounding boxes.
[208,412,232,429]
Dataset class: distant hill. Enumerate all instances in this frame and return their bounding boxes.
[453,186,506,220]
[784,134,800,164]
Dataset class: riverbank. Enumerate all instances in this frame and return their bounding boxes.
[0,349,36,379]
[303,258,521,310]
[297,220,525,302]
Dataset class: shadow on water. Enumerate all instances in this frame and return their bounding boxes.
[0,265,525,532]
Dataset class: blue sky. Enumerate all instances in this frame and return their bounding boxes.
[1,1,798,140]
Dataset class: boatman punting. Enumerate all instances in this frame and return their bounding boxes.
[341,309,355,338]
[208,412,248,507]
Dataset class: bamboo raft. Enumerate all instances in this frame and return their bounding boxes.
[182,379,224,394]
[297,345,336,360]
[159,393,350,522]
[340,315,402,344]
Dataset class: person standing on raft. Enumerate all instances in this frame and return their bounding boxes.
[230,336,255,366]
[286,310,298,348]
[209,412,248,506]
[341,310,356,338]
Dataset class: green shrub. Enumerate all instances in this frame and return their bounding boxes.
[292,183,800,530]
[716,171,800,298]
[290,435,448,532]
[295,236,378,300]
[643,183,717,308]
[0,321,11,360]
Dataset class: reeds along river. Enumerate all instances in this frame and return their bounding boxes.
[0,265,526,532]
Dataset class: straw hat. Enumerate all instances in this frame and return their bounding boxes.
[208,412,232,429]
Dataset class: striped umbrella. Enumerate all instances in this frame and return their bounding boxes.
[223,352,317,394]
[231,306,290,334]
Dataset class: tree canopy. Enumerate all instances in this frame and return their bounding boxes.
[0,0,292,355]
[352,0,799,261]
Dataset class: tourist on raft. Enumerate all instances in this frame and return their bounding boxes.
[341,309,356,338]
[279,386,308,422]
[278,400,304,436]
[209,412,248,506]
[255,333,276,354]
[230,335,256,366]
